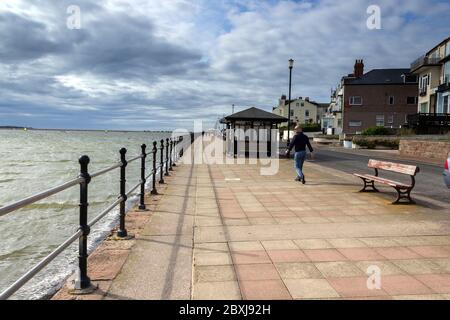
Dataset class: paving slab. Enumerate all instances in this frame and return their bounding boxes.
[55,136,450,300]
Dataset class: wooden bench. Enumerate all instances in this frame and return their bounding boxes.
[354,159,420,204]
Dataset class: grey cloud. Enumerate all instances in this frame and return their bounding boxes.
[65,13,205,79]
[0,13,67,62]
[1,0,450,131]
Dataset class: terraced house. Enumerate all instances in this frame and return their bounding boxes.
[340,60,418,134]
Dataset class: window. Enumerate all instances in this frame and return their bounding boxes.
[407,96,418,104]
[349,96,362,105]
[389,96,395,105]
[419,102,428,113]
[290,110,294,116]
[444,61,450,84]
[387,115,394,124]
[420,74,430,90]
[301,102,305,107]
[349,121,362,127]
[305,110,310,117]
[296,103,300,107]
[404,74,418,83]
[376,115,385,127]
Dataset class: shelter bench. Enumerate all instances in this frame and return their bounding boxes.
[354,159,420,205]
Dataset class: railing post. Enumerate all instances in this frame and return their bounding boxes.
[117,148,128,238]
[179,136,184,159]
[172,138,177,167]
[159,139,165,184]
[75,155,92,290]
[165,138,170,176]
[169,139,174,171]
[139,144,147,211]
[151,141,158,194]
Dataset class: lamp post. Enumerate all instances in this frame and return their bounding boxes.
[287,59,294,145]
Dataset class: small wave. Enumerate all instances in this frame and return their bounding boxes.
[0,179,15,183]
[4,163,35,167]
[19,202,79,212]
[0,244,46,261]
[31,160,73,164]
[17,200,114,212]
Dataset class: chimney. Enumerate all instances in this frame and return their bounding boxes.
[279,94,287,106]
[305,97,310,102]
[353,59,364,78]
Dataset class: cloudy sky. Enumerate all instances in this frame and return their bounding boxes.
[0,0,449,130]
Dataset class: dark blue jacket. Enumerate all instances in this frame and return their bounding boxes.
[288,133,314,153]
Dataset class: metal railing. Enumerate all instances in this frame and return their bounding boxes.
[0,135,188,300]
[410,54,442,71]
[407,113,450,127]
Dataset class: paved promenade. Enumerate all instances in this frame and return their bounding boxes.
[55,137,450,300]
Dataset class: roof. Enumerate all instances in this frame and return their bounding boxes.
[279,98,323,107]
[223,107,287,123]
[344,69,417,85]
[426,37,450,56]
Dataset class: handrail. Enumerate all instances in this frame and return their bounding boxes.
[0,229,83,300]
[0,177,84,217]
[88,197,123,228]
[0,135,187,300]
[128,154,143,163]
[126,181,142,197]
[0,152,148,217]
[90,162,122,179]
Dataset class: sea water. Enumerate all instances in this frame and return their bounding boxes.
[0,129,170,299]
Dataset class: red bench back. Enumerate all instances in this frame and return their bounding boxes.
[368,159,419,176]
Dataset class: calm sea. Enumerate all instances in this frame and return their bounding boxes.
[0,129,170,299]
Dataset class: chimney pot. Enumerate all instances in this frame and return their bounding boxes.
[353,59,364,78]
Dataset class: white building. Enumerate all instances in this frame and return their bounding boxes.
[273,95,326,127]
[321,87,344,135]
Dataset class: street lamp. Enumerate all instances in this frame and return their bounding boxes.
[287,59,294,145]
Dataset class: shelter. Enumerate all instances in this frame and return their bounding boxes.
[220,107,287,157]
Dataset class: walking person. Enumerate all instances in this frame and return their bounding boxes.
[285,125,314,184]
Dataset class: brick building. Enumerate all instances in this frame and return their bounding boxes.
[341,60,418,134]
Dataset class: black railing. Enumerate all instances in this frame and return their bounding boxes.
[0,135,188,300]
[419,87,427,97]
[407,113,450,128]
[438,81,450,93]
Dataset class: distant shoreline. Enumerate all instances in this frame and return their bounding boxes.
[0,126,171,133]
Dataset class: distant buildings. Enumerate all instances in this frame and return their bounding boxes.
[273,95,327,128]
[275,37,450,135]
[324,60,418,134]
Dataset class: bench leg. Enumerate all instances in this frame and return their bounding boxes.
[392,187,415,205]
[359,178,379,193]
